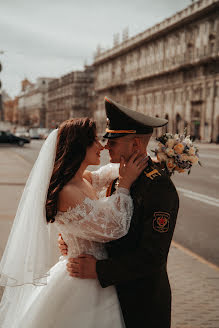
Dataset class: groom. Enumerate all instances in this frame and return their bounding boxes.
[59,97,179,328]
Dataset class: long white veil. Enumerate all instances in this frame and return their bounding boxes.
[0,129,59,326]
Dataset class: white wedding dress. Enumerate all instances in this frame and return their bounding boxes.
[0,164,132,328]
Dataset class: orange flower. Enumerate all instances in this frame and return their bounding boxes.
[174,143,184,154]
[166,158,176,171]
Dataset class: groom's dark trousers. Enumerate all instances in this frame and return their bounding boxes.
[96,162,179,328]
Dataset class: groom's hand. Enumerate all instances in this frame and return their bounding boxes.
[67,254,97,279]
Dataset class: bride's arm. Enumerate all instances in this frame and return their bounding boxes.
[83,163,119,191]
[56,188,133,243]
[83,170,92,184]
[57,153,148,243]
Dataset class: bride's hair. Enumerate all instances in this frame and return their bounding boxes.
[46,118,96,223]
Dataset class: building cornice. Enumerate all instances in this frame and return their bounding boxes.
[94,0,219,65]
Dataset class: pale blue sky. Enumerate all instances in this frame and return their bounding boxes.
[0,0,192,97]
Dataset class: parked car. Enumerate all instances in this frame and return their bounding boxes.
[29,128,41,139]
[0,131,30,146]
[37,128,51,139]
[29,128,55,139]
[14,128,31,141]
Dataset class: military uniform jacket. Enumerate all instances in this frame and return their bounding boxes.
[96,161,179,328]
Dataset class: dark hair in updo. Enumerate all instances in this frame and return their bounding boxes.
[46,118,96,223]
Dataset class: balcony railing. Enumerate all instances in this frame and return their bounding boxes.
[95,48,218,91]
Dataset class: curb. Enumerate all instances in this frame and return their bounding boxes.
[172,240,219,272]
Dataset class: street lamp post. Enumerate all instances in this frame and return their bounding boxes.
[0,51,4,121]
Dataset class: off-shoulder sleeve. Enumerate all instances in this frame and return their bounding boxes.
[91,163,119,192]
[55,188,133,243]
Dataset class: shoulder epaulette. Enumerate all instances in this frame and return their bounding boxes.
[143,166,162,181]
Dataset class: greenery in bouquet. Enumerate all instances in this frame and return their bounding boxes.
[154,130,201,175]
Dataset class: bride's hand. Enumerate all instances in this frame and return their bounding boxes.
[58,234,68,256]
[119,152,149,189]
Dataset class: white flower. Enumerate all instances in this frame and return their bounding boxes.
[166,138,175,149]
[184,136,192,146]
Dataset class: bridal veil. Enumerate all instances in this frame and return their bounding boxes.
[0,129,59,287]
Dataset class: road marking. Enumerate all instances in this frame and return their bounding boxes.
[177,187,219,207]
[200,154,219,160]
[205,164,219,169]
[172,241,219,272]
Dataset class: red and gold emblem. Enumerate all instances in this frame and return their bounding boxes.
[153,212,170,233]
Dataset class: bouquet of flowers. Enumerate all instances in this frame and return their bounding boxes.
[154,130,201,175]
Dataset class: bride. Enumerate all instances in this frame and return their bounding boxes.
[0,118,148,328]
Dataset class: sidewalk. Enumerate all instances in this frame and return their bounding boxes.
[168,243,219,328]
[0,149,31,263]
[0,149,219,327]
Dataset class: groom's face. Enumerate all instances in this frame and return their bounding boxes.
[104,136,135,163]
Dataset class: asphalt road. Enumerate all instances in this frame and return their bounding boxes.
[2,139,219,266]
[171,144,219,266]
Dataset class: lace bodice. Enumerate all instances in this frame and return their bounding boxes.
[54,164,133,260]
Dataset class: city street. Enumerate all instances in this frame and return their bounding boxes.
[0,139,219,327]
[1,139,218,266]
[171,143,219,266]
[1,0,219,326]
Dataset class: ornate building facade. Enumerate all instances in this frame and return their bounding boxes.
[18,78,54,127]
[3,96,19,124]
[46,66,94,128]
[94,0,219,141]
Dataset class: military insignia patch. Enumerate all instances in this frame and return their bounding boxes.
[153,212,170,233]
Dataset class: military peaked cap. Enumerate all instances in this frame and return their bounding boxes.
[103,96,168,139]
